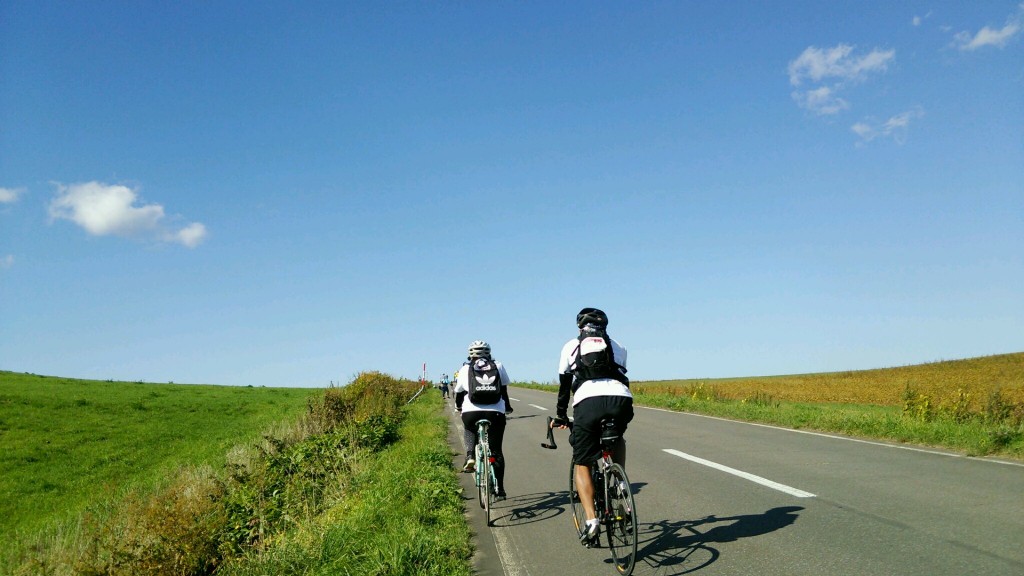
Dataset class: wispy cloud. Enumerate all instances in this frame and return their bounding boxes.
[0,254,13,269]
[953,3,1023,51]
[788,44,895,86]
[0,187,25,203]
[793,86,849,116]
[48,181,208,248]
[912,11,932,27]
[171,222,208,249]
[851,107,925,145]
[788,44,895,115]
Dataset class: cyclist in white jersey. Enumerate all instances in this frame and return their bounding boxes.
[455,340,513,498]
[553,308,634,544]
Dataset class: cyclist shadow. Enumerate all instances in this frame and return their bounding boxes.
[489,491,567,528]
[506,414,537,421]
[635,506,805,574]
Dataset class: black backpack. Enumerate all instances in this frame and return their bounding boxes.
[467,358,502,404]
[573,325,629,391]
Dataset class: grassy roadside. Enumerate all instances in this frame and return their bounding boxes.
[514,352,1024,459]
[219,384,473,576]
[3,372,473,576]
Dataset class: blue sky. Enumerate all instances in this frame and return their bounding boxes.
[2,2,1022,387]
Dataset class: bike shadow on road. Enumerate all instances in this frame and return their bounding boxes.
[633,506,805,575]
[488,490,568,528]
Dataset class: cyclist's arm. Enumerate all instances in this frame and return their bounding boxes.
[556,372,572,419]
[454,367,468,411]
[499,364,512,412]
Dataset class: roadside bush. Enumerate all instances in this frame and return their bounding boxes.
[76,466,225,576]
[940,388,972,423]
[901,384,934,422]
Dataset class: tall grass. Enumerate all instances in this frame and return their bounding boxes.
[218,385,473,576]
[637,352,1024,409]
[516,352,1024,458]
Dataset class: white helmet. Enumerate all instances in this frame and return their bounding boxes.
[468,340,491,359]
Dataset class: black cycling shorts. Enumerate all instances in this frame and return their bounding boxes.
[569,395,634,465]
[462,410,506,458]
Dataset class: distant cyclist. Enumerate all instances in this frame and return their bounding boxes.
[553,307,633,544]
[455,340,513,498]
[440,373,450,398]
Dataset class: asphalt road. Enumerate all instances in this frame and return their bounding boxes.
[445,386,1024,576]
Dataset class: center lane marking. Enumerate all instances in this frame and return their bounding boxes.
[663,449,816,498]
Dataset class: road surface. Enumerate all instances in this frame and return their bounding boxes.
[446,386,1024,576]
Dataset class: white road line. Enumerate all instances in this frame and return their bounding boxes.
[452,406,527,575]
[528,404,548,411]
[663,449,817,498]
[509,397,520,401]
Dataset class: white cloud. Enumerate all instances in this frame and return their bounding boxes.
[0,187,25,203]
[788,44,895,116]
[170,222,208,248]
[49,181,207,248]
[954,4,1024,50]
[792,86,849,116]
[913,11,932,27]
[788,44,895,86]
[0,255,13,269]
[851,107,925,144]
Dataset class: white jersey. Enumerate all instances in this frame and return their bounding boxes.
[455,360,511,413]
[558,337,631,406]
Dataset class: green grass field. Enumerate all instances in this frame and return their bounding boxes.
[0,372,318,547]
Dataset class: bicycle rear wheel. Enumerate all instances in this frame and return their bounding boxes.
[568,461,587,539]
[603,463,638,575]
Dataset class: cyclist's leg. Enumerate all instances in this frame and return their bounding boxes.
[460,411,479,471]
[606,396,634,469]
[570,398,605,524]
[574,462,597,520]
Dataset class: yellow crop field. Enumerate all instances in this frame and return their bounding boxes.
[635,352,1024,412]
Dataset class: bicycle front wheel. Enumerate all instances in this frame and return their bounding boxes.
[604,463,638,575]
[475,444,488,511]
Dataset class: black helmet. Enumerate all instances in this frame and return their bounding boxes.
[576,307,608,328]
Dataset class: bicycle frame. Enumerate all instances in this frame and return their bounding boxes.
[474,419,499,525]
[561,417,638,576]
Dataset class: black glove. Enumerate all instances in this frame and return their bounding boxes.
[506,406,514,414]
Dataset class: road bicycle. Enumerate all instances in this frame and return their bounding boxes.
[544,416,638,575]
[473,419,500,526]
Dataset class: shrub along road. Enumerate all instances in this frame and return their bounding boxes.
[448,386,1024,576]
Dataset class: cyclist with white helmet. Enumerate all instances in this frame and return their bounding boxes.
[455,340,513,498]
[553,307,633,544]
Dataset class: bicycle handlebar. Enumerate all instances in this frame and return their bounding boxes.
[541,416,572,449]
